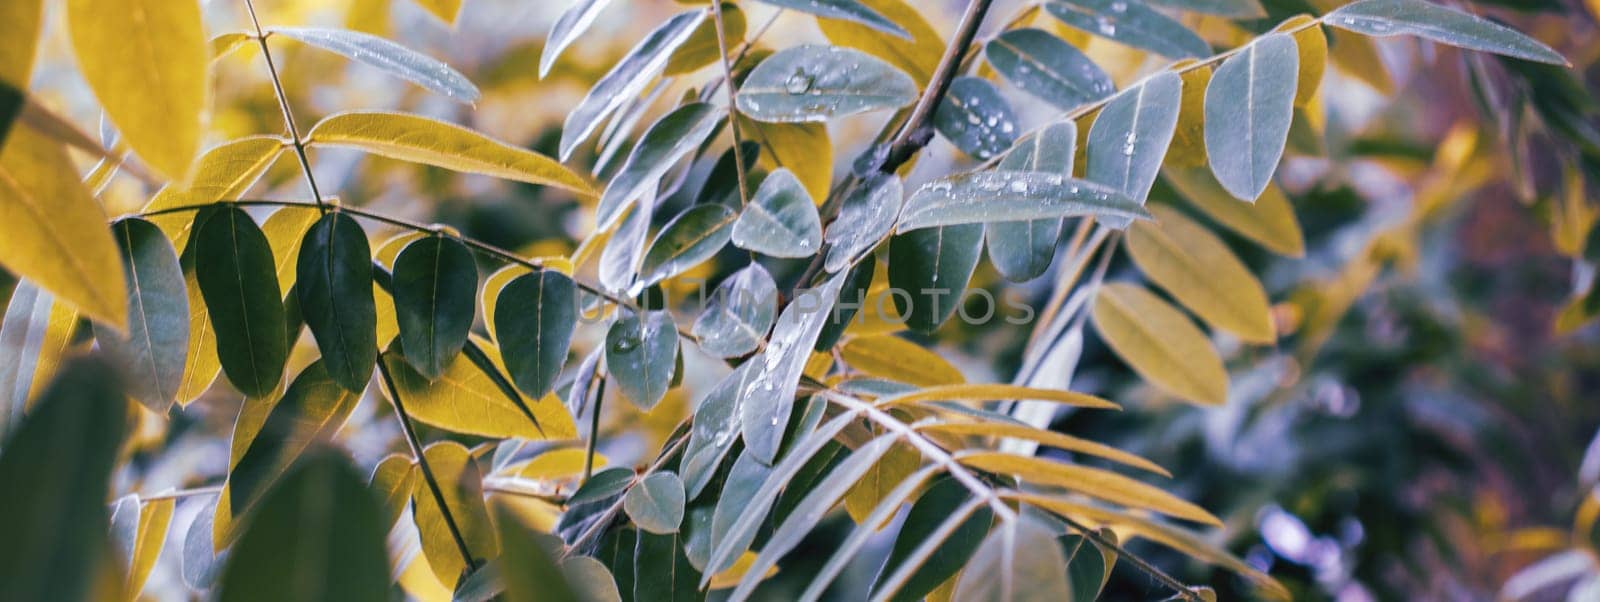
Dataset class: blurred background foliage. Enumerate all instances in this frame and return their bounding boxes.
[7,0,1600,599]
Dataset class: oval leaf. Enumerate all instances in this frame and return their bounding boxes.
[736,44,918,123]
[986,121,1075,282]
[392,236,477,379]
[228,360,362,517]
[692,264,778,359]
[640,203,738,287]
[296,212,378,392]
[624,472,687,534]
[1203,33,1298,201]
[194,207,288,398]
[933,76,1018,161]
[495,270,578,399]
[606,310,680,410]
[731,168,823,258]
[888,223,983,332]
[599,102,726,229]
[737,271,847,463]
[818,0,944,85]
[381,343,577,440]
[1326,0,1566,65]
[560,9,706,160]
[1126,206,1274,343]
[985,28,1114,111]
[1163,165,1304,257]
[900,171,1146,232]
[951,517,1071,602]
[307,111,592,196]
[272,27,480,102]
[540,0,615,78]
[753,0,908,38]
[98,218,188,412]
[1045,0,1210,59]
[1087,71,1182,228]
[66,0,206,179]
[1090,282,1227,405]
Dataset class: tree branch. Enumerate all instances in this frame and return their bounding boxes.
[242,0,325,212]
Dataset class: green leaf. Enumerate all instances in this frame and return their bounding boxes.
[736,44,918,123]
[691,264,777,359]
[599,102,725,229]
[986,122,1075,282]
[0,125,126,330]
[491,502,583,602]
[985,29,1113,111]
[738,271,847,463]
[825,174,903,272]
[296,212,378,392]
[753,0,908,38]
[624,472,687,534]
[1163,165,1305,257]
[540,0,614,78]
[0,82,20,149]
[381,342,577,440]
[709,448,773,561]
[569,467,636,507]
[272,27,480,102]
[1087,71,1182,229]
[1203,33,1298,201]
[606,310,680,410]
[1044,0,1209,59]
[1144,0,1263,18]
[600,202,652,293]
[814,258,875,351]
[495,270,578,399]
[731,434,901,600]
[1326,0,1566,66]
[413,441,497,589]
[307,111,593,196]
[681,362,755,498]
[640,204,738,287]
[900,171,1146,232]
[560,9,707,160]
[634,531,701,601]
[1090,282,1227,405]
[870,476,994,602]
[1063,531,1116,601]
[217,450,390,602]
[889,223,983,333]
[66,0,206,180]
[933,76,1018,161]
[228,360,362,517]
[392,235,477,379]
[194,207,288,398]
[952,518,1072,601]
[1126,206,1274,343]
[97,218,188,412]
[0,357,127,602]
[731,168,823,258]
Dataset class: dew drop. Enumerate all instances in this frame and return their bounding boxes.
[785,70,814,95]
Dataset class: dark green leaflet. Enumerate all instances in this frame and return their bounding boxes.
[193,206,288,399]
[1044,0,1210,59]
[639,203,738,287]
[933,76,1018,161]
[1087,71,1182,228]
[633,531,701,602]
[730,168,822,258]
[599,102,725,229]
[270,27,480,102]
[392,235,477,379]
[899,171,1146,232]
[889,223,983,333]
[984,28,1114,111]
[681,362,755,498]
[691,264,777,359]
[622,471,687,534]
[870,476,994,602]
[227,360,362,518]
[0,80,20,153]
[1326,0,1567,66]
[813,257,875,351]
[560,9,706,160]
[216,450,390,602]
[751,0,908,38]
[296,212,377,393]
[494,270,578,399]
[606,310,679,410]
[986,121,1075,282]
[493,504,582,602]
[737,44,918,124]
[0,357,126,602]
[568,467,635,507]
[99,217,188,412]
[824,173,902,273]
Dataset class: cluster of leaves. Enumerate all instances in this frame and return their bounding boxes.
[0,0,1580,600]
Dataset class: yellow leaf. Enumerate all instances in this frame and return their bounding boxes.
[0,126,126,329]
[19,294,83,409]
[1166,61,1211,169]
[307,111,594,197]
[0,0,42,87]
[708,550,778,590]
[126,497,174,599]
[415,441,498,589]
[959,452,1220,526]
[840,335,963,387]
[371,453,417,529]
[1276,16,1325,107]
[174,267,219,406]
[1091,283,1228,406]
[412,0,462,24]
[397,551,452,602]
[875,383,1119,411]
[512,448,607,481]
[1126,206,1275,343]
[666,3,745,75]
[1164,166,1305,257]
[383,341,578,440]
[916,422,1169,477]
[1010,492,1290,601]
[843,441,921,524]
[740,118,833,203]
[144,136,286,245]
[1328,28,1392,95]
[818,0,944,86]
[66,0,207,181]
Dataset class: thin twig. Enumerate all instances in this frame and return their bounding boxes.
[710,1,751,207]
[242,0,325,212]
[582,375,606,483]
[377,356,480,572]
[878,0,997,173]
